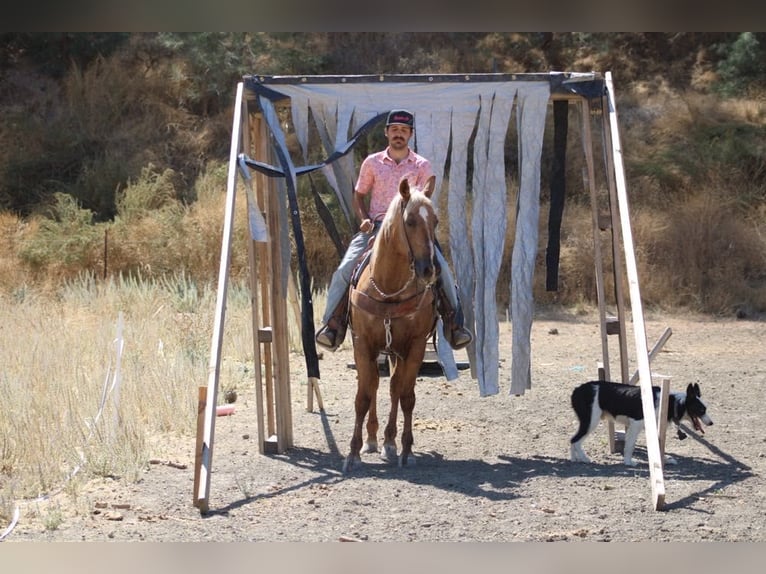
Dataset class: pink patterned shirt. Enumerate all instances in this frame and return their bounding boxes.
[355,147,434,222]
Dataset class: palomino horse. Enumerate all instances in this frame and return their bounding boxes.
[343,176,439,473]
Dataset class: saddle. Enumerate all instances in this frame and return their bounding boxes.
[349,241,436,324]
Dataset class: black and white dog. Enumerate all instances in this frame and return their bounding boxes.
[570,381,713,466]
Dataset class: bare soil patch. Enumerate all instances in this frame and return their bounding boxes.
[7,309,766,542]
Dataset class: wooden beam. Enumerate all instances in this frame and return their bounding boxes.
[195,82,245,513]
[307,377,324,412]
[601,96,631,386]
[656,376,672,461]
[580,99,615,453]
[192,386,207,508]
[629,328,673,386]
[247,112,267,456]
[605,71,665,510]
[265,170,294,452]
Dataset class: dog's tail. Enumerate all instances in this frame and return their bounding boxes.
[570,383,597,444]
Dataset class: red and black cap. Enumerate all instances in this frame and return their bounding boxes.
[386,109,414,127]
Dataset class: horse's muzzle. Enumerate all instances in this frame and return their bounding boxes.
[413,257,437,284]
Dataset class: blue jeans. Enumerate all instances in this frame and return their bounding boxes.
[322,226,460,324]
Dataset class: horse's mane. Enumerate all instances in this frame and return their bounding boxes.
[378,184,430,241]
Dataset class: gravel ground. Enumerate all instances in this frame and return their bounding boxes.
[6,309,765,542]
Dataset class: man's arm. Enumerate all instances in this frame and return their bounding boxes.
[352,190,373,233]
[353,156,374,233]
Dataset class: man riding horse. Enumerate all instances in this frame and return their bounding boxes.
[315,109,473,352]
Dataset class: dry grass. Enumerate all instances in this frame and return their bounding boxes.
[0,274,274,525]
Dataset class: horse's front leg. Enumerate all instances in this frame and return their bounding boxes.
[399,382,416,467]
[362,363,380,454]
[381,356,400,463]
[398,346,426,467]
[343,349,379,473]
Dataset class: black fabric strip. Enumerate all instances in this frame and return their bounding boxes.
[246,101,385,379]
[239,111,387,179]
[309,173,346,259]
[546,99,568,291]
[257,95,320,379]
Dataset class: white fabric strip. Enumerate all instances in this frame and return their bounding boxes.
[510,82,550,395]
[256,80,553,396]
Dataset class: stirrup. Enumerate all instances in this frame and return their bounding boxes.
[446,325,472,350]
[316,325,340,351]
[315,318,347,352]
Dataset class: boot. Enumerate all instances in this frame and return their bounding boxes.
[435,282,473,350]
[315,292,349,351]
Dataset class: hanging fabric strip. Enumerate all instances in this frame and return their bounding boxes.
[447,104,479,382]
[240,107,387,379]
[240,111,387,180]
[510,82,550,396]
[470,86,515,397]
[236,155,269,242]
[257,95,321,379]
[546,99,569,291]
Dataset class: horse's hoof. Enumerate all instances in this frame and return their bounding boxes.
[398,453,416,467]
[380,444,397,463]
[342,455,361,474]
[361,441,378,454]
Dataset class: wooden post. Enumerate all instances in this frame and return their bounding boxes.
[192,386,207,507]
[656,376,672,462]
[629,328,673,385]
[194,82,245,513]
[248,110,293,455]
[252,116,273,453]
[600,96,631,387]
[604,71,665,510]
[580,99,615,453]
[267,176,293,452]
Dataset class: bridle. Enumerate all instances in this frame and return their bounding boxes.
[368,199,432,299]
[351,196,438,357]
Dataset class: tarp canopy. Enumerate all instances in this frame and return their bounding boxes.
[243,72,606,397]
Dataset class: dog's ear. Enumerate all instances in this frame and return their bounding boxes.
[686,383,695,397]
[693,382,701,397]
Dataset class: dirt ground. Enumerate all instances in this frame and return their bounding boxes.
[6,308,766,542]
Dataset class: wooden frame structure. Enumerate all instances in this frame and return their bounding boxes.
[193,83,318,514]
[194,71,673,513]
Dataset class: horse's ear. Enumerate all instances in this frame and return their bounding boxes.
[399,178,411,202]
[423,175,436,198]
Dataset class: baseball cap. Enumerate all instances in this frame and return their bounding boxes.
[386,109,414,127]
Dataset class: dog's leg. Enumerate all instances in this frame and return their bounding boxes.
[570,441,591,463]
[570,404,601,463]
[663,422,680,465]
[623,419,643,466]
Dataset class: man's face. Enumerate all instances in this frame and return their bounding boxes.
[385,124,412,151]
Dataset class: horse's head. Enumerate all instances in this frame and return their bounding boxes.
[398,175,438,285]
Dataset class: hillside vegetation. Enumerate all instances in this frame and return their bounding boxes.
[1,32,766,315]
[2,32,766,520]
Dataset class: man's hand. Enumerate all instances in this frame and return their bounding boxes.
[360,219,373,233]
